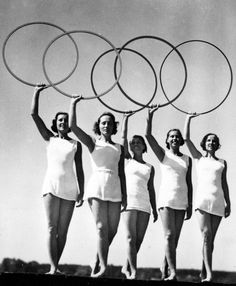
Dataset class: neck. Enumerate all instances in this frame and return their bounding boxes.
[133,153,144,163]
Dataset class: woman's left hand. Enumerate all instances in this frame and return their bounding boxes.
[121,197,127,212]
[225,204,231,218]
[185,205,192,220]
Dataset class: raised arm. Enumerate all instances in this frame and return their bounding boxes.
[121,112,134,159]
[69,96,95,153]
[31,84,54,141]
[222,160,231,218]
[185,157,193,220]
[74,142,85,207]
[183,114,202,159]
[147,166,158,222]
[145,105,165,162]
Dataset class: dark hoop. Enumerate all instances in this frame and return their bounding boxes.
[160,39,233,115]
[42,30,122,99]
[2,22,79,87]
[91,47,157,113]
[114,35,188,108]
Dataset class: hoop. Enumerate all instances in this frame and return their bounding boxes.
[160,39,233,115]
[2,22,79,87]
[115,35,188,108]
[42,30,122,99]
[91,47,158,114]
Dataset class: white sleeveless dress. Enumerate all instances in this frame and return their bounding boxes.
[194,157,225,217]
[125,159,152,214]
[42,137,79,201]
[84,139,122,202]
[157,151,190,210]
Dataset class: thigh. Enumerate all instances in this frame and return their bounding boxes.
[174,209,185,240]
[123,210,138,237]
[211,214,222,240]
[89,198,108,227]
[58,199,75,230]
[196,209,211,232]
[159,207,176,234]
[43,193,60,227]
[107,201,121,233]
[136,211,150,242]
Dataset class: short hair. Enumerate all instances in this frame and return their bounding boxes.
[165,129,184,149]
[51,112,71,133]
[93,112,119,135]
[200,133,221,151]
[129,135,147,153]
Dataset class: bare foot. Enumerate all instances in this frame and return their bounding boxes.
[91,266,106,278]
[90,259,100,276]
[164,273,177,281]
[201,276,213,283]
[121,265,130,278]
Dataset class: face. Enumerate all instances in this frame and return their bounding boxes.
[205,134,218,152]
[167,130,181,149]
[56,114,69,134]
[130,137,146,154]
[99,115,114,136]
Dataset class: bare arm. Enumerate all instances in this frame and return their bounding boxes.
[183,114,202,159]
[147,166,158,222]
[69,96,95,153]
[222,160,231,218]
[31,84,54,141]
[121,112,134,159]
[145,106,165,162]
[185,157,193,220]
[74,142,85,207]
[119,145,127,212]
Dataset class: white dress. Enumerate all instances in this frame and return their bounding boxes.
[84,139,122,202]
[42,137,79,201]
[194,157,225,217]
[157,151,190,210]
[125,159,152,214]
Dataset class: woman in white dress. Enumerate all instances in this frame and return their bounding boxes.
[121,112,157,279]
[145,105,193,281]
[69,96,127,278]
[184,114,231,282]
[31,84,84,274]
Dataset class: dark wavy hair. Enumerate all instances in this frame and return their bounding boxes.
[93,112,119,135]
[51,112,71,133]
[129,135,147,153]
[165,129,184,149]
[200,133,221,151]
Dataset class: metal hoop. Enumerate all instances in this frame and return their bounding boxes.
[42,30,122,99]
[160,39,233,115]
[91,47,158,113]
[2,22,79,87]
[115,35,188,108]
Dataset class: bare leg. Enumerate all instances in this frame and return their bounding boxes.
[57,199,75,272]
[159,207,185,281]
[43,194,60,274]
[196,210,222,282]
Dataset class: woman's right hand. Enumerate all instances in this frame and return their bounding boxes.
[34,83,47,92]
[148,104,159,115]
[71,94,83,104]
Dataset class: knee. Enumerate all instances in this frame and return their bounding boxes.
[202,229,213,245]
[96,221,108,238]
[126,234,136,248]
[47,224,58,237]
[164,231,175,244]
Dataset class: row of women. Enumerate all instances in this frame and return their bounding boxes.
[31,84,231,282]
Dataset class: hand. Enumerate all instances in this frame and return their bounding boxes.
[225,204,231,218]
[71,94,83,104]
[152,210,158,222]
[186,111,199,120]
[120,196,127,212]
[148,104,160,115]
[185,205,192,220]
[123,111,135,119]
[75,193,84,208]
[35,83,47,92]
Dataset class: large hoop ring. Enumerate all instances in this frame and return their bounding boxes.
[160,39,233,115]
[2,22,79,87]
[42,30,122,99]
[114,35,188,108]
[91,47,158,114]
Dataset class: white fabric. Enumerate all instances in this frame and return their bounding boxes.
[85,139,122,202]
[194,157,225,217]
[125,159,152,214]
[157,151,190,210]
[42,137,79,201]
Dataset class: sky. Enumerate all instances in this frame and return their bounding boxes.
[1,0,236,273]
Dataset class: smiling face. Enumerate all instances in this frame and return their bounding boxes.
[205,134,219,152]
[99,115,114,137]
[130,136,147,154]
[166,130,183,150]
[56,113,70,134]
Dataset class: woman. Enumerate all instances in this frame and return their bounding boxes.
[121,112,157,279]
[145,105,193,281]
[184,113,231,282]
[31,84,84,274]
[69,96,127,278]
